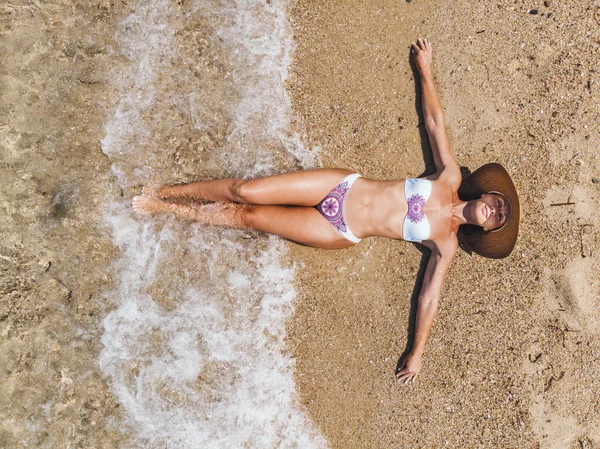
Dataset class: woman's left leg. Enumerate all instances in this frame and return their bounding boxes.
[132,196,354,249]
[146,168,353,206]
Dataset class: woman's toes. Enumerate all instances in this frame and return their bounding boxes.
[132,196,145,213]
[132,195,161,215]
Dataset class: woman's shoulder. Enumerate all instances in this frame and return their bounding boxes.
[430,230,459,255]
[427,164,462,189]
[423,232,458,259]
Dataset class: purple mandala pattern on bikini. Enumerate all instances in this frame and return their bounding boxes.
[317,180,350,232]
[407,194,426,223]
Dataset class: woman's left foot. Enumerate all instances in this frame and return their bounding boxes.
[132,196,165,215]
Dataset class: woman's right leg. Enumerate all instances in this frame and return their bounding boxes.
[132,196,354,249]
[149,168,354,206]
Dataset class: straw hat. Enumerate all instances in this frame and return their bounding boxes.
[458,163,521,259]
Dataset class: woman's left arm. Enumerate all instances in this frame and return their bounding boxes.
[396,240,457,383]
[412,38,460,176]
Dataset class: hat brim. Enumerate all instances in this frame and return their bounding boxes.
[458,163,521,259]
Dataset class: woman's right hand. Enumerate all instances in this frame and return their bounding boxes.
[411,38,433,75]
[396,351,423,384]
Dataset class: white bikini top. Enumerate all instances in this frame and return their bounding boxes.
[402,178,432,242]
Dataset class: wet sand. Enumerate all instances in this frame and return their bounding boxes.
[1,1,126,447]
[287,1,600,448]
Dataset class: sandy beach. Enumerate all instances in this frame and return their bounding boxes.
[287,1,600,448]
[1,0,599,448]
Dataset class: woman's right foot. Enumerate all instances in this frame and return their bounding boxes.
[132,195,166,215]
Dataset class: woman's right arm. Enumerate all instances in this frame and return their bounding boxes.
[396,238,457,383]
[411,38,458,173]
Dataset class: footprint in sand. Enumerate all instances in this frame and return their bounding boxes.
[543,257,600,334]
[527,256,600,449]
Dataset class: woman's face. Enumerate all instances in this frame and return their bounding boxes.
[473,193,511,231]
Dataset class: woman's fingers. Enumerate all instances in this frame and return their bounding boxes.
[396,363,420,384]
[397,372,414,384]
[411,38,432,54]
[396,367,413,380]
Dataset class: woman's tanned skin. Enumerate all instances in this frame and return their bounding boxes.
[133,38,510,383]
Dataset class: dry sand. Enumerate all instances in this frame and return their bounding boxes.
[287,0,600,448]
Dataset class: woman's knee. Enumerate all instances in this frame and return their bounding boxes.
[228,179,250,203]
[236,204,258,229]
[236,205,275,232]
[207,202,256,229]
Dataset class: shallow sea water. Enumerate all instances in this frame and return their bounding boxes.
[98,0,324,447]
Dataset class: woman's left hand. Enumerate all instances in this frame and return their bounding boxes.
[411,38,433,76]
[396,351,423,384]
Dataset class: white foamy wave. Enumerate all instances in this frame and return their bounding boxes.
[101,0,173,161]
[195,0,318,174]
[100,229,324,448]
[99,0,326,447]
